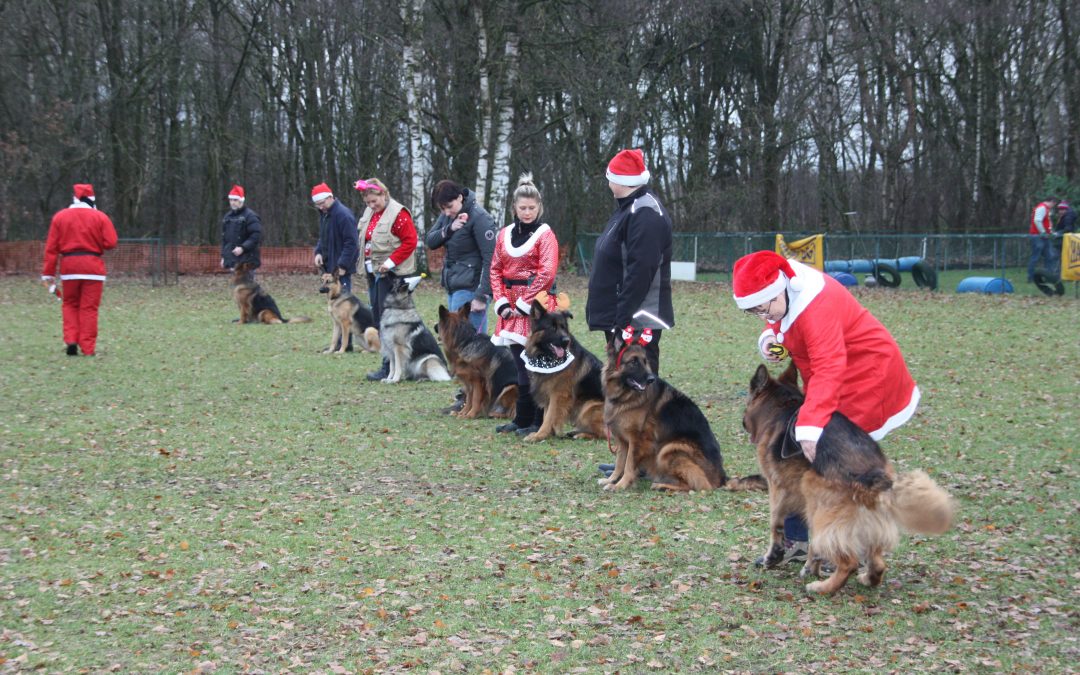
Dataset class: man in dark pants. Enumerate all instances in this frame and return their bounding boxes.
[585,148,674,374]
[311,182,359,350]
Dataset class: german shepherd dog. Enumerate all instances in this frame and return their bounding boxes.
[601,328,768,493]
[743,364,955,594]
[521,301,606,442]
[232,263,312,324]
[379,277,451,383]
[317,271,380,354]
[436,304,517,418]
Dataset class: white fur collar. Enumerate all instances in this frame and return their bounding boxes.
[501,223,550,257]
[775,260,826,340]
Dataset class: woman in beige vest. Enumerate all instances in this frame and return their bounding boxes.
[354,178,419,381]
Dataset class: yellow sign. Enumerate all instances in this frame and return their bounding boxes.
[776,234,824,270]
[1063,233,1080,281]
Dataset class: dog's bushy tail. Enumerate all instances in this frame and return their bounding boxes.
[723,474,768,492]
[285,316,313,324]
[887,470,955,535]
[364,326,381,352]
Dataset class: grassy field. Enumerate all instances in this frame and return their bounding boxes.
[0,273,1076,673]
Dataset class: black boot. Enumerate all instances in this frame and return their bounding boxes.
[498,390,535,433]
[65,343,78,356]
[366,358,390,381]
[441,388,466,415]
[516,406,544,436]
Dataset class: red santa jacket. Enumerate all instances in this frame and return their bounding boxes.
[489,223,559,346]
[1030,202,1054,235]
[758,260,920,442]
[41,202,118,281]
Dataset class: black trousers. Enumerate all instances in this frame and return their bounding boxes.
[366,271,396,327]
[604,328,663,375]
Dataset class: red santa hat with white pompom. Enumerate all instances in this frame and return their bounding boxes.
[732,251,804,309]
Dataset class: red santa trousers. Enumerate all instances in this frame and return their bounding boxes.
[61,279,104,355]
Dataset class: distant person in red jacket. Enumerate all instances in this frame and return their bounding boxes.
[731,250,920,566]
[41,183,119,356]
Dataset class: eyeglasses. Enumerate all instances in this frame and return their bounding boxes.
[744,297,775,318]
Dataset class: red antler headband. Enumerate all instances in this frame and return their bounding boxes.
[616,326,653,368]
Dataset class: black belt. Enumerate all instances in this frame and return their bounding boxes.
[503,275,535,288]
[62,250,101,257]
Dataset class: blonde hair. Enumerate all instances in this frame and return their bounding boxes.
[361,177,391,200]
[512,172,543,220]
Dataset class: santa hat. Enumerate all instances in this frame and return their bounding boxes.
[311,183,333,203]
[228,184,245,201]
[1058,200,1070,209]
[606,149,650,187]
[73,184,95,201]
[732,251,804,309]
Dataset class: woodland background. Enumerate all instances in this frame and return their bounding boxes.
[1,0,1078,249]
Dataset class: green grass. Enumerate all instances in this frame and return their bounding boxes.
[0,274,1076,672]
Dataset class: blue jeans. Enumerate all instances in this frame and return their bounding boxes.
[784,515,808,543]
[1028,235,1053,281]
[448,289,487,334]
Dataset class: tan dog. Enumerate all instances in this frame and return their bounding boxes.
[317,272,379,353]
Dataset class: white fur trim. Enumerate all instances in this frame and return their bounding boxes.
[794,425,823,442]
[59,274,106,281]
[606,168,650,186]
[734,273,787,309]
[501,223,551,257]
[311,191,332,203]
[491,330,527,347]
[515,298,533,315]
[869,386,921,440]
[69,201,92,209]
[778,260,826,332]
[492,297,510,313]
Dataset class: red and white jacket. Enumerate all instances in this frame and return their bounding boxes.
[489,223,559,346]
[1030,202,1053,235]
[41,201,118,282]
[757,260,920,443]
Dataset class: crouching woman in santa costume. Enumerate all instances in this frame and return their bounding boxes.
[489,173,560,435]
[731,250,920,567]
[41,183,118,356]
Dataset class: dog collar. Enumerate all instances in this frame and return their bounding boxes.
[521,349,575,373]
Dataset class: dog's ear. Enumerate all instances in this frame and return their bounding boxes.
[438,305,449,321]
[750,364,771,393]
[530,299,547,320]
[778,362,800,389]
[608,331,625,357]
[457,303,471,319]
[563,310,574,320]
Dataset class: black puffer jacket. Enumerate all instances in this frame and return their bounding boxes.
[424,189,499,299]
[585,186,674,331]
[221,206,262,269]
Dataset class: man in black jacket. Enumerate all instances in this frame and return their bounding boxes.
[586,148,673,373]
[220,184,262,274]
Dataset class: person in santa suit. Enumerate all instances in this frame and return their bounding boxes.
[489,173,560,435]
[41,183,119,356]
[731,250,920,566]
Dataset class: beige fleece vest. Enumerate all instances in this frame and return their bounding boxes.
[358,198,416,275]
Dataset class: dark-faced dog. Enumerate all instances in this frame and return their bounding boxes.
[743,363,955,594]
[520,301,606,442]
[379,277,451,383]
[233,263,311,324]
[601,328,768,493]
[318,271,380,354]
[436,304,517,418]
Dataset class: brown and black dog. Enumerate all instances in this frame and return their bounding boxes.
[232,263,311,325]
[436,304,517,418]
[520,301,606,442]
[743,363,955,594]
[317,271,379,354]
[600,327,767,493]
